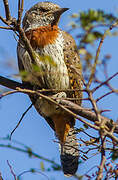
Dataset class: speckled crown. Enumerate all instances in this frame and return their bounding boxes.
[22,2,60,31]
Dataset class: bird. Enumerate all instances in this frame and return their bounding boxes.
[17,1,82,176]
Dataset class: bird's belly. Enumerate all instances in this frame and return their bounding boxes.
[35,36,69,90]
[35,55,69,90]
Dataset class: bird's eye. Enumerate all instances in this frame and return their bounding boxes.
[40,8,48,12]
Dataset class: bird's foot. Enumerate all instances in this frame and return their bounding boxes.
[52,92,67,103]
[51,92,67,110]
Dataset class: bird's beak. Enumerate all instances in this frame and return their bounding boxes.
[55,8,69,16]
[52,8,69,26]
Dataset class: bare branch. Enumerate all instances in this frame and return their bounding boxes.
[96,137,106,180]
[17,0,24,26]
[96,91,114,102]
[0,26,13,30]
[18,27,37,64]
[3,0,11,21]
[0,16,9,25]
[18,169,50,180]
[10,103,33,140]
[1,0,36,65]
[1,1,118,178]
[1,76,118,141]
[93,72,118,92]
[7,160,17,180]
[87,29,107,88]
[88,90,102,123]
[0,75,32,90]
[0,144,60,168]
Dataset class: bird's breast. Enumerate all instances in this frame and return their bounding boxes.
[22,27,69,90]
[25,25,59,48]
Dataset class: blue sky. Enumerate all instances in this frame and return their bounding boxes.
[0,0,118,179]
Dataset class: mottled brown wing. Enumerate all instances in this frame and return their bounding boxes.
[62,31,83,105]
[60,31,82,176]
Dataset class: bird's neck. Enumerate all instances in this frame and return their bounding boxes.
[25,24,59,49]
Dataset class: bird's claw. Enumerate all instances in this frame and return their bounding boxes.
[52,92,67,103]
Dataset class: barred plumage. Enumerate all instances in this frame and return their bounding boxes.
[17,1,82,176]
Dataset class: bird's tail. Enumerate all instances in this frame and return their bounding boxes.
[60,127,79,177]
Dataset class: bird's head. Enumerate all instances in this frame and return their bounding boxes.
[23,1,69,31]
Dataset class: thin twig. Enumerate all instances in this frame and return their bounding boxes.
[87,30,108,88]
[96,91,114,102]
[18,169,50,180]
[88,90,102,123]
[110,21,118,30]
[0,16,9,25]
[1,79,118,137]
[0,26,13,30]
[1,90,20,97]
[17,0,24,26]
[10,103,33,140]
[3,86,100,132]
[0,144,60,167]
[16,87,101,131]
[1,0,36,64]
[84,165,98,177]
[7,160,17,180]
[80,130,99,140]
[3,0,11,21]
[18,27,36,63]
[96,137,106,180]
[92,72,118,92]
[38,88,84,93]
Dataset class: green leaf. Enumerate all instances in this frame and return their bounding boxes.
[80,9,116,27]
[70,13,79,18]
[51,164,61,171]
[27,148,33,157]
[40,161,45,171]
[30,168,36,173]
[83,33,96,43]
[93,31,103,38]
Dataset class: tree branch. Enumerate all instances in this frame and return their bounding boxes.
[87,29,107,88]
[0,143,60,168]
[3,0,11,21]
[7,160,17,180]
[0,76,118,143]
[96,137,106,180]
[0,75,32,90]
